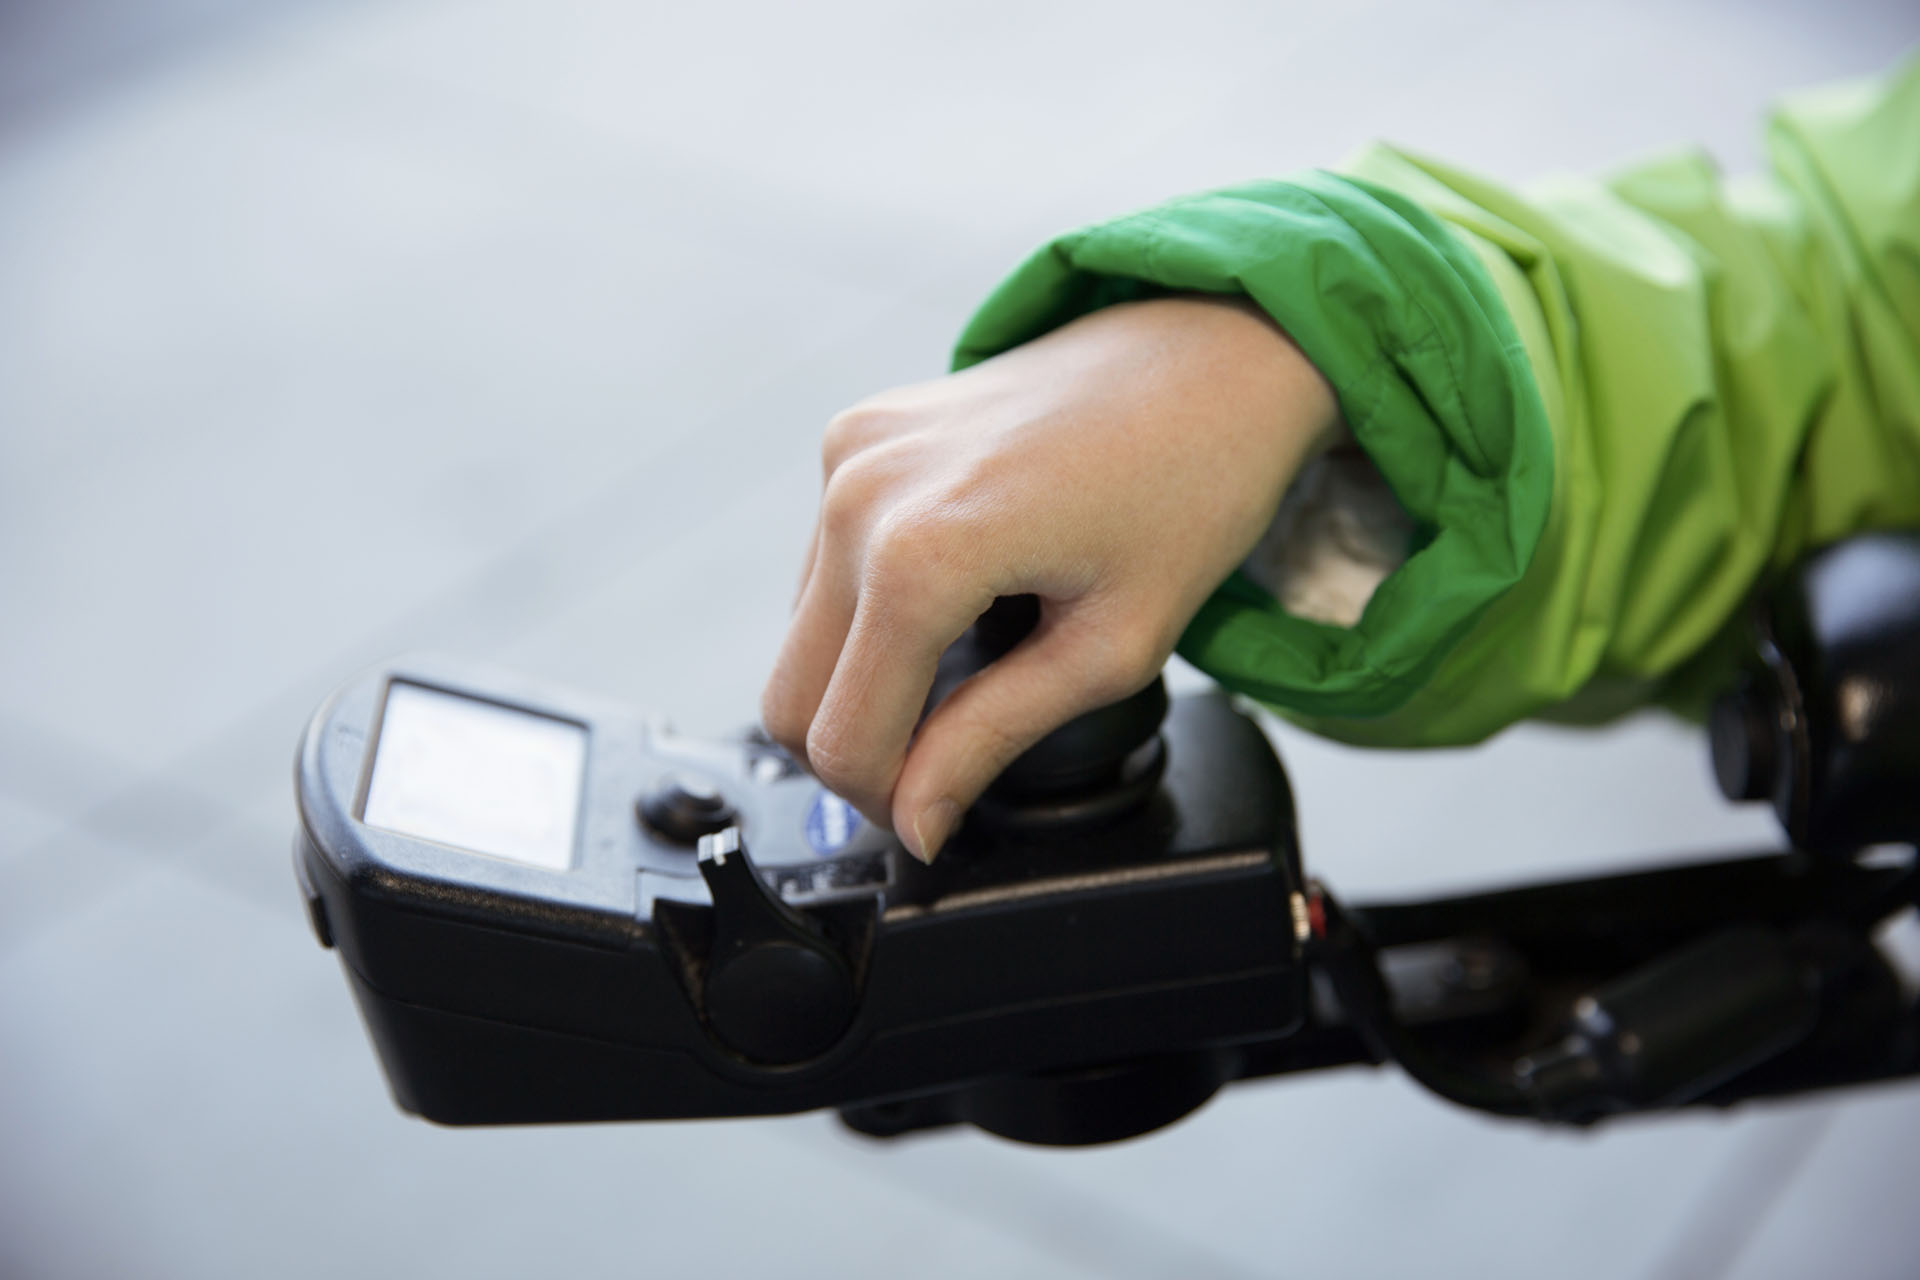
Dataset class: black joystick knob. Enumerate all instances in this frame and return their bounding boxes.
[929,596,1170,828]
[992,681,1168,799]
[696,828,856,1064]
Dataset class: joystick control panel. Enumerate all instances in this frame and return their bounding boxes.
[293,604,1307,1135]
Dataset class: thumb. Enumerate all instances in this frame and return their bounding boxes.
[890,609,1161,861]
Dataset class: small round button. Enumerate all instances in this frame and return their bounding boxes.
[638,773,738,845]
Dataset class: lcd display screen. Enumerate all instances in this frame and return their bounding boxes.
[361,682,586,870]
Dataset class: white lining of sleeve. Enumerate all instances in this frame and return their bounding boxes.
[1240,435,1413,628]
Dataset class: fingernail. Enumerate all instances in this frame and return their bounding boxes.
[908,798,961,864]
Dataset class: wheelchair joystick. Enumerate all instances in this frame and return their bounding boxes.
[292,532,1920,1143]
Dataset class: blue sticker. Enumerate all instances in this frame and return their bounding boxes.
[804,790,862,856]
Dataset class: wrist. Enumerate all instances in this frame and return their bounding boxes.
[1129,293,1343,461]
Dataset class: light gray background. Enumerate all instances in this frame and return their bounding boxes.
[3,1,1917,1276]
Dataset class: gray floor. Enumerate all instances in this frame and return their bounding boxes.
[3,1,1918,1276]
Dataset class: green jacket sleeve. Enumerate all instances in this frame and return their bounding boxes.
[952,57,1920,746]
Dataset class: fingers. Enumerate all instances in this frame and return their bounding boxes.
[793,401,886,610]
[764,440,998,829]
[891,607,1164,862]
[792,518,821,610]
[803,541,992,830]
[760,551,856,766]
[763,422,898,768]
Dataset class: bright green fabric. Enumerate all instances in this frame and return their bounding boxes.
[954,57,1920,746]
[1312,56,1920,743]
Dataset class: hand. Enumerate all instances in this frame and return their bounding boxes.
[762,295,1340,861]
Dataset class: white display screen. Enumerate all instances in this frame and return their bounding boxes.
[361,682,586,870]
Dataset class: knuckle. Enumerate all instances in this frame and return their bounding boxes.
[804,722,880,803]
[758,682,808,755]
[865,501,976,589]
[863,516,932,588]
[1083,626,1165,703]
[820,403,895,474]
[952,444,1020,497]
[818,454,886,538]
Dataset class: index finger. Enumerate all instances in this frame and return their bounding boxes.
[802,547,994,827]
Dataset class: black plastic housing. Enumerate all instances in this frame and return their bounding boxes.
[1712,531,1920,851]
[293,655,1306,1125]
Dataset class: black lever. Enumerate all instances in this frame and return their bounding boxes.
[695,827,857,1064]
